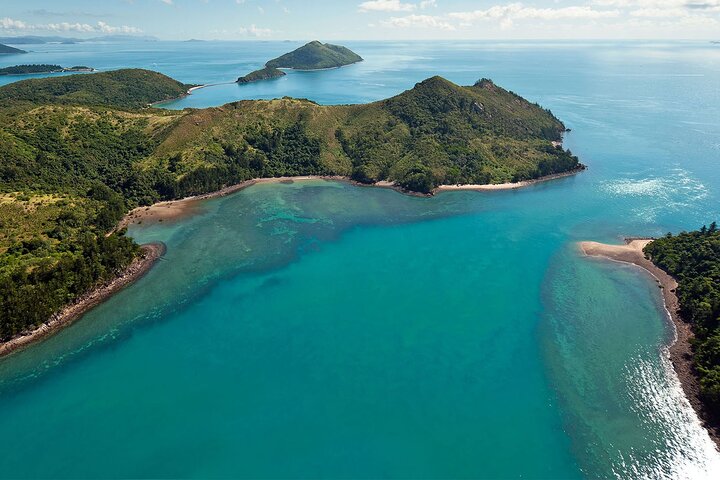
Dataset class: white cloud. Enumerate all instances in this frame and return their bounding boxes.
[449,4,620,24]
[359,0,417,12]
[420,0,437,7]
[445,3,624,29]
[44,22,95,33]
[97,21,143,34]
[0,17,28,30]
[239,24,273,37]
[630,7,688,15]
[592,0,719,9]
[160,0,173,5]
[0,17,142,34]
[381,14,455,29]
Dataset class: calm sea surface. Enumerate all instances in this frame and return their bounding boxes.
[1,40,720,478]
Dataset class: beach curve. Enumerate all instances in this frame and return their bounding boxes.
[578,239,720,448]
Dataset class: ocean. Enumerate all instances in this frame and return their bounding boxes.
[0,40,719,478]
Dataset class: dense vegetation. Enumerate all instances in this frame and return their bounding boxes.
[265,41,362,70]
[0,69,190,108]
[0,69,580,340]
[0,43,26,54]
[645,225,720,417]
[0,64,63,75]
[237,66,286,84]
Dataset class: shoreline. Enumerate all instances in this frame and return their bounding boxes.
[149,81,240,107]
[435,167,584,192]
[119,168,586,228]
[0,242,165,358]
[275,59,364,72]
[578,239,720,448]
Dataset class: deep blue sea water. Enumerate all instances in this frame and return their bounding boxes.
[1,40,720,478]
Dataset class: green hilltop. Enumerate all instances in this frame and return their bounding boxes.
[0,69,190,109]
[0,68,580,339]
[237,66,286,84]
[265,41,363,70]
[237,41,362,83]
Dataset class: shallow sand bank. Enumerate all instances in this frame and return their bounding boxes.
[0,242,165,358]
[117,176,353,228]
[579,239,720,447]
[119,169,587,228]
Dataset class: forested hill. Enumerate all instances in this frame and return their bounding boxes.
[151,76,577,194]
[0,70,580,340]
[644,226,720,418]
[0,69,190,108]
[237,66,286,84]
[383,76,564,140]
[0,43,26,54]
[265,41,363,70]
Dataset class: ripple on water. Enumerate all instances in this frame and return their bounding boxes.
[599,168,711,222]
[617,354,720,478]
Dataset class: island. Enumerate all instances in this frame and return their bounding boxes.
[580,226,720,446]
[237,66,286,84]
[237,40,362,84]
[0,43,26,54]
[0,64,95,76]
[0,68,582,353]
[266,40,363,70]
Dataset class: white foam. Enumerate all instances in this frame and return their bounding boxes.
[616,354,720,479]
[600,168,711,222]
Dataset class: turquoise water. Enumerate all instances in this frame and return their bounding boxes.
[1,41,720,478]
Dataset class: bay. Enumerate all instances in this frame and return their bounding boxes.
[1,40,719,478]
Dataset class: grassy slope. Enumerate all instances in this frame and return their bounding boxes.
[148,76,576,192]
[265,41,363,69]
[0,69,579,338]
[0,69,190,109]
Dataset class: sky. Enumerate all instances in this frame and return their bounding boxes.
[1,0,719,40]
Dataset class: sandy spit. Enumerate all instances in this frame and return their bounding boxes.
[579,239,720,448]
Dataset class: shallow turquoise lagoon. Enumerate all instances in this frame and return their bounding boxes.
[1,41,720,478]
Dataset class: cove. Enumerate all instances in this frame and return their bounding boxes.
[0,179,717,477]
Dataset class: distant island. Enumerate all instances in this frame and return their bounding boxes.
[0,68,581,351]
[0,43,26,54]
[267,41,363,70]
[0,35,158,45]
[237,40,362,84]
[0,64,94,76]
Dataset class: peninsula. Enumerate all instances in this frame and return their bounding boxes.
[0,43,26,54]
[237,66,285,84]
[237,40,362,83]
[0,68,581,351]
[580,226,720,446]
[0,64,94,76]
